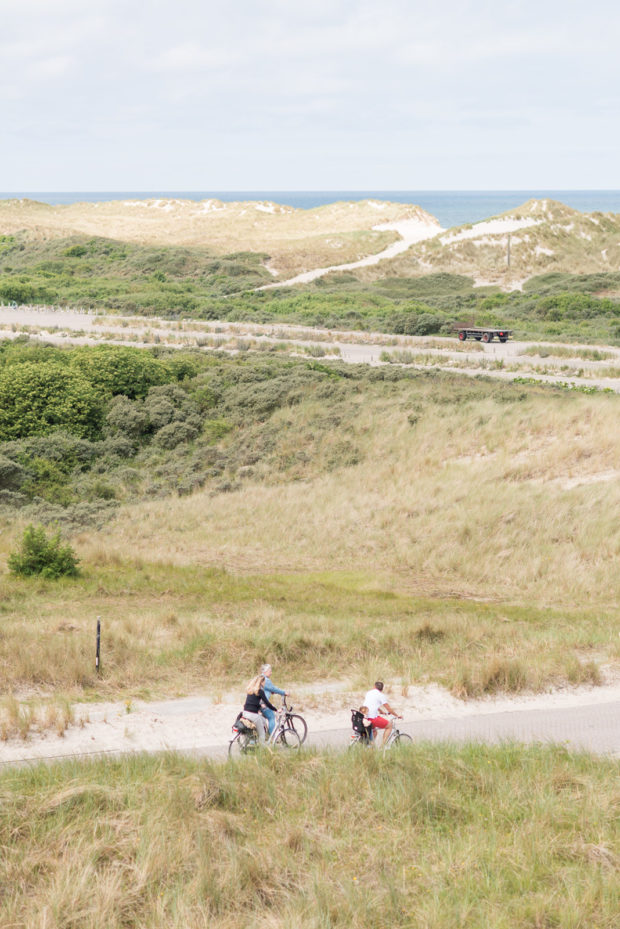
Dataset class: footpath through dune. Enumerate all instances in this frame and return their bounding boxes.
[258,215,444,288]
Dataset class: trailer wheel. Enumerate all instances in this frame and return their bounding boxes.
[482,332,492,343]
[458,331,466,341]
[499,337,507,343]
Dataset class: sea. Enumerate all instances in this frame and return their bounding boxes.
[1,190,620,230]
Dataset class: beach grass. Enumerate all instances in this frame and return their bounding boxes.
[1,744,618,928]
[0,557,617,709]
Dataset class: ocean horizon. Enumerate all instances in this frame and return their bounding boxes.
[1,190,620,230]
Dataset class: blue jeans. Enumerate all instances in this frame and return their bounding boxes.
[261,707,276,735]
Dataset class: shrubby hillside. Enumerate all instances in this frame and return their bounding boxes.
[0,339,433,526]
[0,339,618,704]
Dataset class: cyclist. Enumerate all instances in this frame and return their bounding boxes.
[260,663,288,736]
[242,673,277,745]
[363,680,402,748]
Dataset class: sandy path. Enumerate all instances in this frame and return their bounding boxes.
[258,216,443,288]
[2,680,619,768]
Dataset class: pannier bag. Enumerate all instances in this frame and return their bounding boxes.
[232,711,257,734]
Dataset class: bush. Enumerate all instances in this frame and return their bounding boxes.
[105,396,150,439]
[154,421,199,449]
[0,361,104,440]
[71,346,171,399]
[8,524,80,578]
[0,454,26,491]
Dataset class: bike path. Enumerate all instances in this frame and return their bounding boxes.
[1,698,617,770]
[303,699,620,758]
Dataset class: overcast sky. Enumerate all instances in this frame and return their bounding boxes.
[1,0,618,190]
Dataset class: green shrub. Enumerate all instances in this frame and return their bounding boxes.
[0,454,26,491]
[105,396,150,438]
[71,346,171,399]
[7,524,80,578]
[0,361,104,440]
[153,421,199,449]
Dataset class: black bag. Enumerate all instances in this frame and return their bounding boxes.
[351,709,372,739]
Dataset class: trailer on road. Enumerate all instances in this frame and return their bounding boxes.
[455,327,512,343]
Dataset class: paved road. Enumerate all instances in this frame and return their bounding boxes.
[2,698,617,770]
[199,698,620,762]
[302,700,620,758]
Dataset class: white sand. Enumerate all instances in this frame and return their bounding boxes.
[259,215,443,288]
[441,217,542,245]
[2,679,619,766]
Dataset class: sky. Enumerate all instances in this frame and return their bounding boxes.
[1,0,618,190]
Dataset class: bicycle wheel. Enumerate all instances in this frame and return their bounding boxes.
[285,713,308,744]
[386,732,413,751]
[228,732,256,758]
[273,728,301,751]
[348,734,367,751]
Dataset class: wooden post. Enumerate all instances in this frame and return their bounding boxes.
[96,617,101,673]
[506,234,511,268]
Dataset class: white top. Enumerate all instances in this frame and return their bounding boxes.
[364,688,387,719]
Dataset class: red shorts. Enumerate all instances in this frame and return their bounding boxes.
[370,716,389,729]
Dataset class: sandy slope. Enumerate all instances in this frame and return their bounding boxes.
[0,197,438,278]
[259,215,443,287]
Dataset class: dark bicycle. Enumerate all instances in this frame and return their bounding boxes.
[228,703,302,758]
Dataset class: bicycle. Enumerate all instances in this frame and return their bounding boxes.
[276,695,308,744]
[228,702,303,758]
[348,711,413,752]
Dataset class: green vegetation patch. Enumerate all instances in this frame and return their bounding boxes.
[0,561,615,698]
[3,234,620,341]
[0,341,519,521]
[8,524,79,579]
[1,746,618,928]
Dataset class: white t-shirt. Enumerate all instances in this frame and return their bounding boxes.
[364,688,387,719]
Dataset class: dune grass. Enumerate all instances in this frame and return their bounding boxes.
[1,745,618,928]
[1,370,619,705]
[76,380,620,607]
[0,557,615,706]
[520,345,617,362]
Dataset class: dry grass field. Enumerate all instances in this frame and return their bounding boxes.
[80,383,620,605]
[0,198,436,277]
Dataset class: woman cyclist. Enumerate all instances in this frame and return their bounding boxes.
[242,673,277,745]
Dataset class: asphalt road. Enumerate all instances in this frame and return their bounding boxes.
[2,697,617,770]
[303,699,620,757]
[202,698,620,762]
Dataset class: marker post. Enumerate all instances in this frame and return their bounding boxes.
[96,617,101,673]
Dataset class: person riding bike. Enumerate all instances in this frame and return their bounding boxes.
[260,663,289,736]
[363,680,402,748]
[241,674,277,745]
